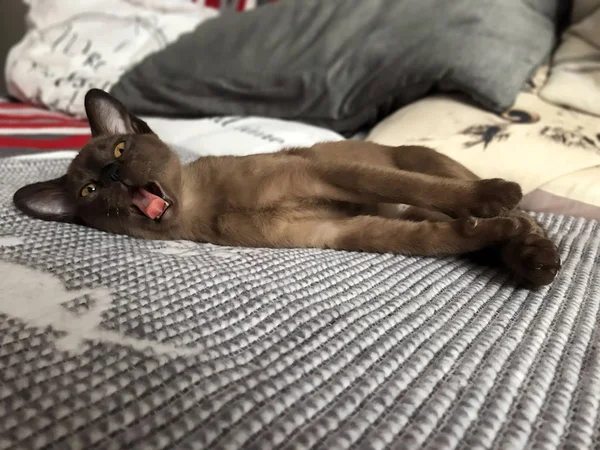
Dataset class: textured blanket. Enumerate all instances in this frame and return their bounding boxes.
[2,157,600,450]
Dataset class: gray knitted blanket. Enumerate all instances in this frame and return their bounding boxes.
[1,157,599,450]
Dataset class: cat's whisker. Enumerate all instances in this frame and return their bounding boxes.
[116,207,125,230]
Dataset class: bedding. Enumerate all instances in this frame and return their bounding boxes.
[2,155,600,450]
[3,3,598,446]
[143,115,345,157]
[571,0,600,22]
[0,97,90,158]
[522,167,600,220]
[8,0,566,135]
[540,0,600,117]
[110,0,567,136]
[4,0,274,119]
[0,96,344,160]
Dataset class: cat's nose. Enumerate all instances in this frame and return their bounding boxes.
[101,162,121,184]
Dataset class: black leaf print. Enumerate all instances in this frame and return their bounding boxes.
[461,125,510,149]
[540,126,599,151]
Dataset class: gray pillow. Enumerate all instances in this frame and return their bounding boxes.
[111,0,568,136]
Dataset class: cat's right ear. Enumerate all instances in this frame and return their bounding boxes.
[84,88,154,137]
[13,175,77,223]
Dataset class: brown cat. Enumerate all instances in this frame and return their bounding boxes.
[13,89,560,287]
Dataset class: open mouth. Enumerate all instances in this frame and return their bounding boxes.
[131,182,171,221]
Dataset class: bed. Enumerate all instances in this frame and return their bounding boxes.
[2,1,600,449]
[1,89,600,450]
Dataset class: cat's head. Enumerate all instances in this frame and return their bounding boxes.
[13,89,184,239]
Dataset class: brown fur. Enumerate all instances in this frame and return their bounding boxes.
[13,89,560,287]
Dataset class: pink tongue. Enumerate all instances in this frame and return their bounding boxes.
[132,188,167,219]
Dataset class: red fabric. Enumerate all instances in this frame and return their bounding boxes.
[0,113,84,123]
[0,122,89,129]
[0,99,91,153]
[0,135,91,150]
[0,102,32,109]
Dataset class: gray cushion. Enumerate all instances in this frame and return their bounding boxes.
[111,0,567,136]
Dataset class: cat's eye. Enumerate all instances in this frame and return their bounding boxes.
[81,183,97,197]
[114,141,125,158]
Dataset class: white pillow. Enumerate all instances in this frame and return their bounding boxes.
[6,0,217,118]
[144,116,345,157]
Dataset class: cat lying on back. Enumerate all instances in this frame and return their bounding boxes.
[13,89,560,287]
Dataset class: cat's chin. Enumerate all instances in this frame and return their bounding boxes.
[155,202,175,223]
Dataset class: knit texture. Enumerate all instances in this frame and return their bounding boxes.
[1,158,599,450]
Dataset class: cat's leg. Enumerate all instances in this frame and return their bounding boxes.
[378,204,454,222]
[292,142,520,217]
[388,144,480,180]
[290,142,557,286]
[381,146,560,286]
[396,206,561,286]
[312,162,522,219]
[218,213,529,257]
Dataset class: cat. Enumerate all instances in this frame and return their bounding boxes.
[13,89,560,287]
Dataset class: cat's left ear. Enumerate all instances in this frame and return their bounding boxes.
[13,175,77,223]
[84,88,155,137]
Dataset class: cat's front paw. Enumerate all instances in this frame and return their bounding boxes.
[502,234,561,287]
[469,178,523,218]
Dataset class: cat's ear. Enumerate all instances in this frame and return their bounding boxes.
[84,88,154,137]
[13,175,77,223]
